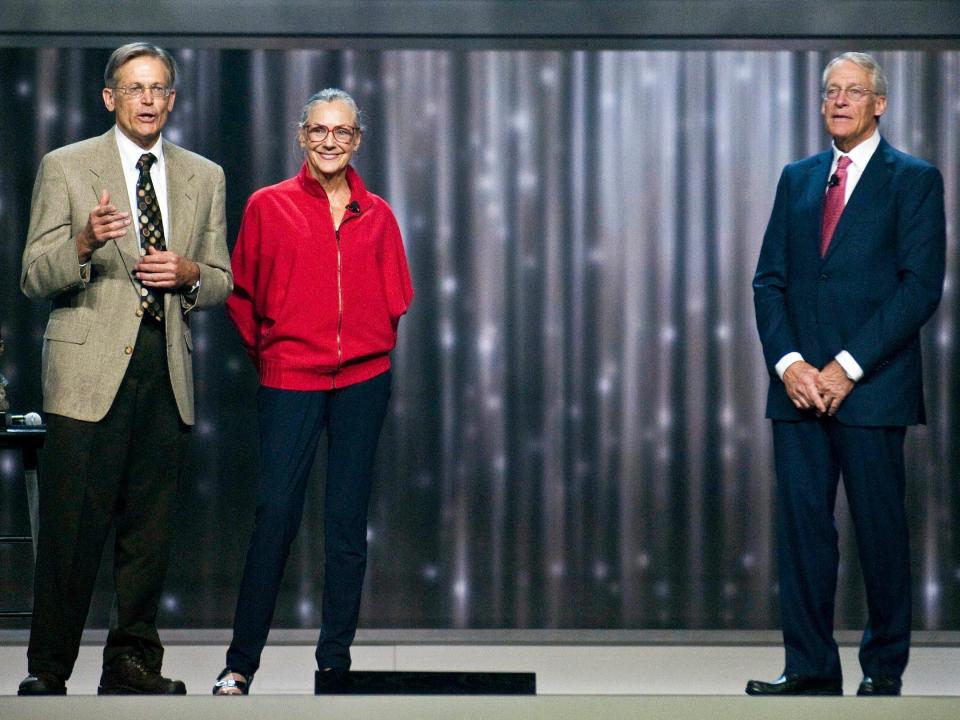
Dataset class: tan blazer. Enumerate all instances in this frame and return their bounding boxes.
[21,129,232,424]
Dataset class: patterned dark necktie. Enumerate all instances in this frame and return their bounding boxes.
[136,152,165,321]
[820,155,852,257]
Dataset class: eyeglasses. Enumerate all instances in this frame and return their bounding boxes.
[112,84,174,99]
[302,124,359,144]
[822,85,876,102]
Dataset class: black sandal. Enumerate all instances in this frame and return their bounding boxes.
[212,667,251,695]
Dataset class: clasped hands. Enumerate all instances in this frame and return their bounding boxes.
[783,359,854,417]
[76,189,199,288]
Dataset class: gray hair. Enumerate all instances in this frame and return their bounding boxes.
[821,52,888,97]
[104,42,178,88]
[299,88,365,132]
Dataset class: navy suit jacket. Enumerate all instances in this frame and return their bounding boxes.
[753,138,945,426]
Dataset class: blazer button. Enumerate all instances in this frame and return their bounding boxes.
[135,308,143,317]
[124,345,133,355]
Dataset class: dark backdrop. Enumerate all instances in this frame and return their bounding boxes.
[0,44,957,631]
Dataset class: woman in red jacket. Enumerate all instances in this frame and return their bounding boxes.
[213,88,413,694]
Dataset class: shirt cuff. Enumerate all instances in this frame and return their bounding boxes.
[834,350,863,382]
[775,352,804,381]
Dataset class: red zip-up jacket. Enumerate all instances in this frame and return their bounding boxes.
[227,163,413,390]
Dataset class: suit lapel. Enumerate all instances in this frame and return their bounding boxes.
[163,141,197,258]
[822,139,894,262]
[803,151,832,248]
[88,130,142,285]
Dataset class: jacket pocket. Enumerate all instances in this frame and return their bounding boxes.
[43,318,90,344]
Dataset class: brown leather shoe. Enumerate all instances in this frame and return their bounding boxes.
[746,672,843,696]
[98,654,186,695]
[18,672,66,696]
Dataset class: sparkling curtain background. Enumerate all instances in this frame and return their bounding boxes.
[1,48,957,630]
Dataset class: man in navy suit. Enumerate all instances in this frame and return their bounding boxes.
[747,52,945,697]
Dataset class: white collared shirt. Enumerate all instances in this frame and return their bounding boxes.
[114,126,170,250]
[773,130,882,383]
[828,127,881,205]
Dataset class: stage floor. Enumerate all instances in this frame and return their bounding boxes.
[3,695,960,720]
[2,630,959,718]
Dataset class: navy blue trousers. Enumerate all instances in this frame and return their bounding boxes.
[773,419,911,681]
[225,371,391,676]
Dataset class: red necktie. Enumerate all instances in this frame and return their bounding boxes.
[820,155,852,257]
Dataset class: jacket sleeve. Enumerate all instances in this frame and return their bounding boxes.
[181,165,233,313]
[225,197,262,361]
[21,154,90,300]
[381,209,414,322]
[753,167,799,376]
[844,164,946,376]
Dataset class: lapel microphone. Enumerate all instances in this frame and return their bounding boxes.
[827,174,840,188]
[346,201,361,214]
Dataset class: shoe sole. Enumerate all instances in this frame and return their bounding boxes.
[17,690,66,696]
[858,691,901,696]
[98,685,186,695]
[746,687,843,696]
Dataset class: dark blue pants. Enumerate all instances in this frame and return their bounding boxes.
[225,371,391,676]
[773,419,910,681]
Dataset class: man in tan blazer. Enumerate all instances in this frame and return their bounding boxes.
[19,42,232,696]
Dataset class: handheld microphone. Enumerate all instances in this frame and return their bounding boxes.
[827,174,840,188]
[5,411,43,428]
[346,201,361,214]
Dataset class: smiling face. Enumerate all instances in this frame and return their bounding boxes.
[102,55,176,149]
[821,60,886,153]
[299,100,362,183]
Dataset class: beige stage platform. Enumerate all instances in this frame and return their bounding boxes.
[3,695,960,720]
[2,630,959,718]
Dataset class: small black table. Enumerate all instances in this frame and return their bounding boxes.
[0,425,45,619]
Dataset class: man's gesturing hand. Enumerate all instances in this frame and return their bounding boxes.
[76,189,130,263]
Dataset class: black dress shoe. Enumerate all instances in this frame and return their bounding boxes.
[98,654,187,695]
[858,676,902,696]
[315,667,351,692]
[18,673,67,696]
[746,673,843,696]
